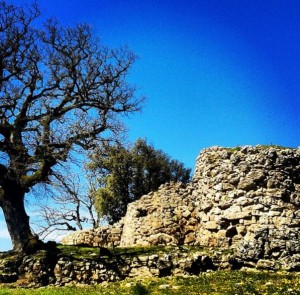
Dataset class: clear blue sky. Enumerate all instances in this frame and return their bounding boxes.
[1,0,300,251]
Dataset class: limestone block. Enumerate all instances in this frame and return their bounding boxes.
[224,205,241,214]
[256,259,276,270]
[184,232,196,244]
[218,202,231,210]
[204,221,219,230]
[128,266,153,278]
[187,217,199,226]
[267,179,280,189]
[223,206,249,220]
[227,175,240,185]
[181,206,192,219]
[235,196,253,206]
[210,207,222,215]
[199,212,209,222]
[148,233,178,246]
[214,183,223,191]
[223,183,236,191]
[273,216,293,226]
[247,170,265,182]
[238,163,251,173]
[238,178,257,191]
[258,216,273,225]
[266,210,281,217]
[244,204,264,211]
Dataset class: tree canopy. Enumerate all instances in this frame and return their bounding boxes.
[0,1,142,252]
[88,139,191,224]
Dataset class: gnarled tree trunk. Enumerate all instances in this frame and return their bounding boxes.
[1,185,40,253]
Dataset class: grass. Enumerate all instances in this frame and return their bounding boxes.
[255,144,296,150]
[1,270,300,294]
[56,244,175,260]
[57,244,100,259]
[56,244,233,265]
[225,145,296,153]
[56,244,210,259]
[0,246,299,294]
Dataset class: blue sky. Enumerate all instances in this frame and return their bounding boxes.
[1,0,300,251]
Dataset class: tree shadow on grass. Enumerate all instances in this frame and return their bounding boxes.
[132,283,149,295]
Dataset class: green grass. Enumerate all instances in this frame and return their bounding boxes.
[57,245,100,259]
[225,145,296,153]
[1,270,300,294]
[256,144,296,150]
[56,245,208,259]
[57,244,174,260]
[225,146,242,152]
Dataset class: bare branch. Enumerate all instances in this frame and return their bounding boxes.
[33,168,101,238]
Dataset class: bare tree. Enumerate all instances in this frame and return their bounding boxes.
[0,1,142,253]
[34,172,100,240]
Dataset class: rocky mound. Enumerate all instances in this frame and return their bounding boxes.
[62,145,300,270]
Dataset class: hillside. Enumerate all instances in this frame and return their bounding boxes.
[2,145,300,287]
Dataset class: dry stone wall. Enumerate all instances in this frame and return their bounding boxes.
[62,145,300,269]
[0,246,235,287]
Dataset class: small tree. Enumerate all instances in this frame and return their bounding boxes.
[34,171,100,240]
[0,1,142,252]
[89,139,191,224]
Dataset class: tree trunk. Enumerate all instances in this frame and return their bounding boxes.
[1,185,40,253]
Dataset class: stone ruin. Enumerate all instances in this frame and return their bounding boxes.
[62,145,300,270]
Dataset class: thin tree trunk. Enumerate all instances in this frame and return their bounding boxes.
[1,185,40,253]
